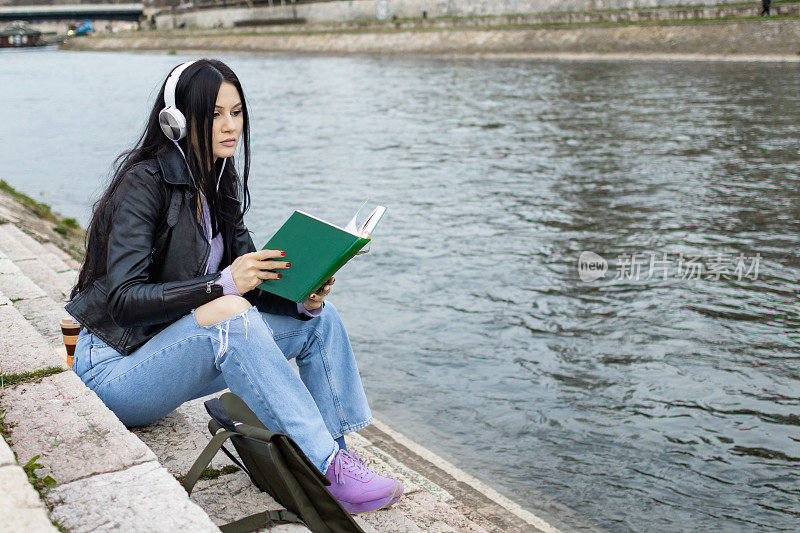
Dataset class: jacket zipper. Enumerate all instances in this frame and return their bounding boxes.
[164,279,215,295]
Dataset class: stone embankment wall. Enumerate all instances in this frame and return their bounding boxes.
[153,0,751,29]
[63,19,800,59]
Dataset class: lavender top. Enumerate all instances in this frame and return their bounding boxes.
[199,193,322,317]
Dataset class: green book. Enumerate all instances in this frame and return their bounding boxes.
[256,204,387,302]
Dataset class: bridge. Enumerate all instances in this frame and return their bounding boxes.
[0,3,143,22]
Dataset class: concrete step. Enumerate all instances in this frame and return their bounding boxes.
[0,256,49,302]
[13,258,76,303]
[0,254,74,351]
[133,403,312,533]
[0,223,71,273]
[0,223,80,349]
[13,296,71,350]
[41,241,82,272]
[0,371,220,532]
[0,290,66,375]
[0,221,223,532]
[0,224,36,261]
[0,223,77,302]
[0,438,59,532]
[136,393,489,533]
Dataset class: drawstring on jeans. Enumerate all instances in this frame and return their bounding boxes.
[215,320,229,364]
[213,308,251,365]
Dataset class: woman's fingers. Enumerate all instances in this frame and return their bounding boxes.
[309,279,334,300]
[255,260,291,270]
[257,270,282,280]
[252,249,286,259]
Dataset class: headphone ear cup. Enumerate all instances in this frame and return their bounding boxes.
[159,107,187,141]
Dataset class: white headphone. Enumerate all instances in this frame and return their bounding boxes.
[159,60,196,141]
[158,60,227,190]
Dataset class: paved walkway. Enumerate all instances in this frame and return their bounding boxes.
[0,190,555,532]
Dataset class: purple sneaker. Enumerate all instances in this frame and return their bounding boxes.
[324,449,404,514]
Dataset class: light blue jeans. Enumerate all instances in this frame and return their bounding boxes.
[72,301,372,475]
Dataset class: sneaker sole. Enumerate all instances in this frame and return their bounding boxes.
[383,481,404,509]
[345,482,403,514]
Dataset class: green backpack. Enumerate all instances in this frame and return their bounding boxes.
[182,392,365,533]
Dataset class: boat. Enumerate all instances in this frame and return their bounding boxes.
[0,21,45,48]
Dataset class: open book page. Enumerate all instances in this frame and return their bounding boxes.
[358,206,386,237]
[343,200,386,237]
[343,199,369,235]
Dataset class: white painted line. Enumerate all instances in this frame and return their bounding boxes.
[371,418,562,533]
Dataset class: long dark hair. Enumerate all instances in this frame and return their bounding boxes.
[72,58,251,298]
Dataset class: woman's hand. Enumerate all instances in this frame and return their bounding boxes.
[302,277,335,311]
[229,249,290,294]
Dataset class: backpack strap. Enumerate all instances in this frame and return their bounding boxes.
[219,509,305,533]
[181,427,238,496]
[181,426,308,533]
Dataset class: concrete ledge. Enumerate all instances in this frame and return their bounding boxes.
[131,408,238,476]
[47,461,219,533]
[361,421,558,533]
[0,299,66,375]
[0,270,48,301]
[0,258,19,275]
[0,436,15,467]
[0,224,37,261]
[0,371,223,532]
[12,258,76,303]
[42,241,81,271]
[0,224,72,272]
[0,371,156,485]
[0,437,58,532]
[65,18,800,59]
[12,296,70,349]
[0,464,59,532]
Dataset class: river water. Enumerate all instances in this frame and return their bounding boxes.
[1,49,798,532]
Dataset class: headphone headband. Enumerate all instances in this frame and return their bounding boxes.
[159,60,197,142]
[163,60,197,109]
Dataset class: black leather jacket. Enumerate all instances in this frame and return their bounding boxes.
[65,144,309,356]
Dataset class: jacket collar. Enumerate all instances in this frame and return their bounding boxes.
[156,142,241,219]
[157,142,194,186]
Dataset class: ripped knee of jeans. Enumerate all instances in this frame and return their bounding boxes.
[212,305,255,367]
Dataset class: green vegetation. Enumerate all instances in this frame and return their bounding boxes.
[21,455,57,496]
[0,409,10,444]
[1,402,64,531]
[0,179,55,221]
[0,179,80,235]
[0,179,86,262]
[0,366,65,388]
[54,217,80,236]
[175,465,240,485]
[20,453,66,532]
